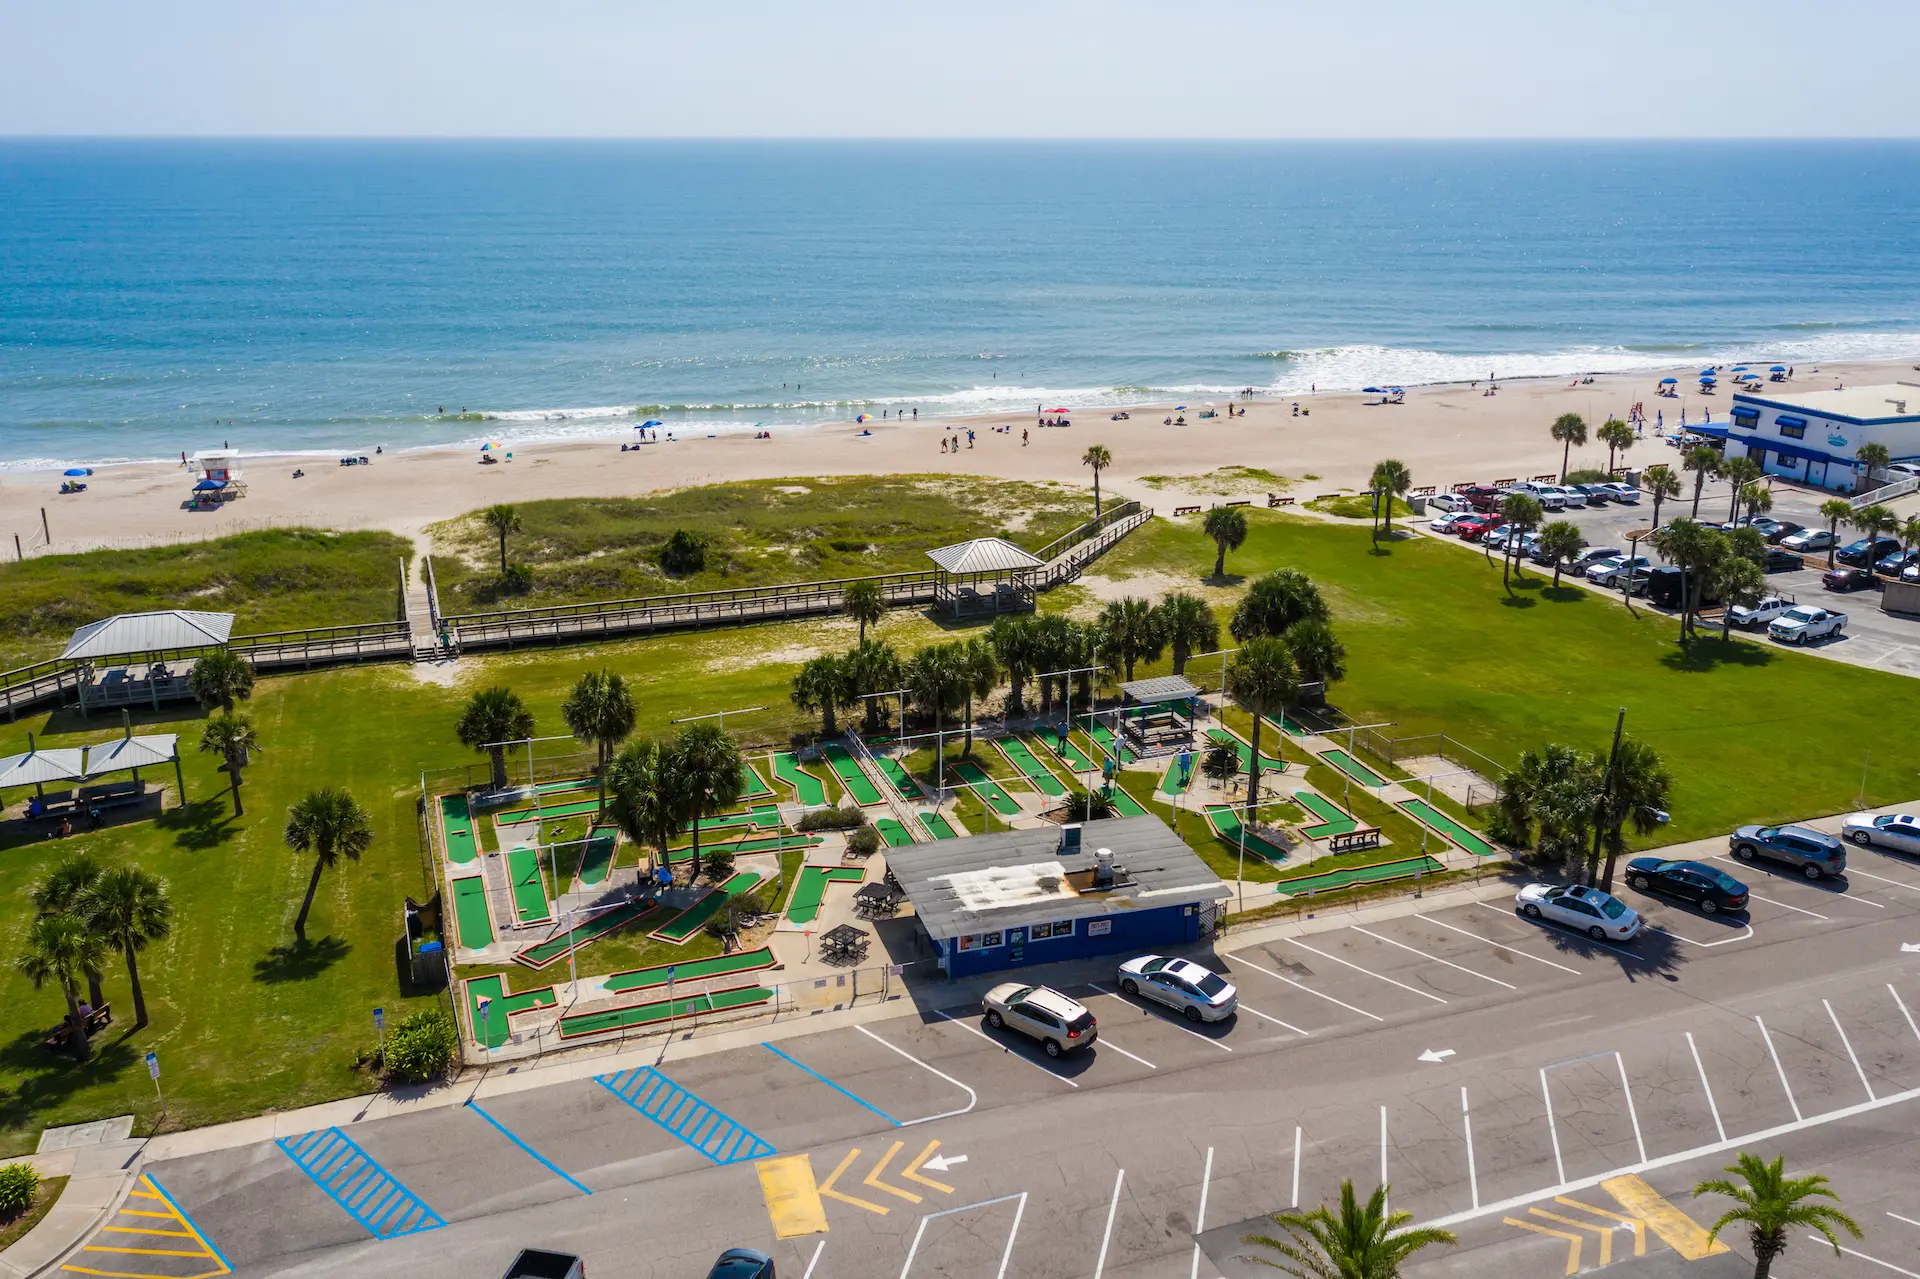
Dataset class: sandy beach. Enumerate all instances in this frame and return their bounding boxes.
[8,355,1917,556]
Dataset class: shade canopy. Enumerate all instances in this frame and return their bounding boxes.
[926,537,1044,575]
[0,747,88,788]
[62,610,235,661]
[1771,366,1787,372]
[1660,377,1678,384]
[1120,674,1201,705]
[84,734,179,775]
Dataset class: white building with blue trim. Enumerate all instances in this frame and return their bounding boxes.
[1712,384,1920,492]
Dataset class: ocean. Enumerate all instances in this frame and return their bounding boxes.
[4,139,1919,470]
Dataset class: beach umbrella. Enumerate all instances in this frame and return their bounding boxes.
[1363,387,1382,394]
[1660,377,1678,385]
[1700,375,1717,383]
[63,467,89,476]
[638,419,662,428]
[1770,365,1786,372]
[1732,365,1748,372]
[1047,407,1068,413]
[856,414,869,423]
[1175,405,1186,411]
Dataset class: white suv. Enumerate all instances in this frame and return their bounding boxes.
[982,983,1098,1057]
[1510,481,1568,510]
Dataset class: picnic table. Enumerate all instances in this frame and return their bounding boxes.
[853,882,901,919]
[819,923,869,963]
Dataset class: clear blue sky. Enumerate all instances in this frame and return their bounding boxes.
[3,0,1915,137]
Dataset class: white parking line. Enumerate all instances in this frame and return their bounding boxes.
[900,1191,1028,1279]
[1417,913,1582,974]
[1230,954,1385,1022]
[1239,1004,1312,1037]
[1816,1238,1920,1279]
[1461,1087,1479,1210]
[933,1009,1080,1088]
[857,1025,978,1124]
[1889,1211,1920,1231]
[1540,1068,1566,1185]
[1741,889,1831,920]
[1891,984,1920,1045]
[1088,981,1233,1052]
[1615,1051,1648,1165]
[1755,1015,1802,1121]
[1282,937,1449,1004]
[1093,1168,1124,1279]
[1291,1125,1302,1208]
[1685,1031,1727,1142]
[1825,999,1875,1101]
[1842,866,1920,895]
[1710,855,1868,913]
[803,1240,824,1279]
[1380,1106,1389,1204]
[1098,1036,1157,1069]
[1190,1147,1213,1279]
[1350,925,1517,990]
[1650,920,1756,948]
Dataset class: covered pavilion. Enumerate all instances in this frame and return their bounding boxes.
[60,610,234,715]
[925,538,1042,618]
[0,724,183,816]
[1116,674,1200,756]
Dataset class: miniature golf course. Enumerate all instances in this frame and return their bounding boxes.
[1040,730,1097,773]
[577,825,618,887]
[876,817,918,847]
[1204,805,1289,862]
[995,737,1068,796]
[672,833,823,863]
[950,760,1020,815]
[1401,799,1498,856]
[652,871,764,942]
[493,795,604,824]
[1294,790,1359,838]
[514,899,664,969]
[558,985,774,1039]
[874,753,923,800]
[922,812,960,839]
[465,974,557,1049]
[452,876,493,949]
[507,847,551,924]
[772,752,828,805]
[785,866,866,925]
[605,947,777,994]
[741,761,774,799]
[821,743,884,805]
[441,795,477,864]
[1158,757,1194,796]
[1322,748,1388,788]
[537,778,597,797]
[1102,784,1149,817]
[1273,854,1445,898]
[1204,728,1285,776]
[750,803,782,828]
[1089,723,1138,765]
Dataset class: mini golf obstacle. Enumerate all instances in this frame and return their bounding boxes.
[1293,789,1359,838]
[1272,855,1446,898]
[465,973,557,1049]
[1400,799,1498,856]
[772,752,828,805]
[558,984,774,1039]
[1321,748,1388,788]
[507,846,551,925]
[441,794,478,864]
[604,947,777,994]
[652,871,763,943]
[950,760,1020,815]
[784,865,865,925]
[514,899,665,969]
[1204,805,1289,862]
[576,825,618,887]
[452,875,494,949]
[821,743,884,806]
[994,736,1067,797]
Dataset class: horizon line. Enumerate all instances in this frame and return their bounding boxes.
[4,134,1920,143]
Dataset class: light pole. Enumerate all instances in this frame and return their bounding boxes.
[1036,663,1099,797]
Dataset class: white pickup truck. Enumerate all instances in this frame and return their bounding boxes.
[1729,594,1797,629]
[1768,605,1847,645]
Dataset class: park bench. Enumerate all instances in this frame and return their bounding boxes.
[1409,485,1436,497]
[1492,477,1517,487]
[43,1003,113,1052]
[1222,499,1251,508]
[1530,473,1557,483]
[1326,828,1382,854]
[1173,505,1201,516]
[1267,494,1295,507]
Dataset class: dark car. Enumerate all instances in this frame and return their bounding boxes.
[1647,566,1722,609]
[1460,485,1507,512]
[1729,823,1847,880]
[1570,483,1613,505]
[1624,858,1750,914]
[1764,521,1805,545]
[1837,536,1900,567]
[1822,566,1877,592]
[1876,548,1920,576]
[707,1249,776,1279]
[1763,547,1805,573]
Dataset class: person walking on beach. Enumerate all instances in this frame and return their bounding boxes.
[939,437,948,454]
[1022,428,1029,446]
[967,429,975,449]
[912,407,917,419]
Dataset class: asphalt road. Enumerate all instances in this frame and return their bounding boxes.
[103,814,1920,1279]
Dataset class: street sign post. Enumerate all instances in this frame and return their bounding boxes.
[373,1006,386,1061]
[146,1050,163,1111]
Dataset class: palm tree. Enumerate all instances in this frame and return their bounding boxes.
[560,669,636,813]
[187,649,255,714]
[1651,519,1719,641]
[1684,445,1722,518]
[1855,441,1892,495]
[1538,519,1587,587]
[1597,417,1636,474]
[1284,618,1346,688]
[31,854,107,1009]
[1595,735,1671,891]
[1096,596,1164,681]
[669,724,744,874]
[456,686,535,791]
[1082,444,1113,518]
[842,579,885,642]
[1203,505,1250,579]
[1497,492,1544,589]
[83,866,172,1029]
[957,637,1001,754]
[905,644,970,779]
[197,712,259,817]
[1550,412,1588,483]
[607,738,685,871]
[1154,593,1219,675]
[990,615,1038,718]
[1226,637,1298,820]
[1368,459,1412,539]
[1902,514,1920,557]
[1714,554,1768,643]
[1231,570,1329,642]
[285,788,374,944]
[483,503,522,574]
[1240,1180,1456,1279]
[844,639,903,734]
[1693,1153,1861,1279]
[16,915,109,1061]
[1030,613,1075,716]
[1818,497,1853,569]
[1497,743,1601,861]
[790,654,850,738]
[1741,482,1773,523]
[1720,456,1761,523]
[1201,740,1241,791]
[1852,502,1898,553]
[1642,463,1682,530]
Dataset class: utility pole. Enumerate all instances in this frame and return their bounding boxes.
[1593,707,1626,892]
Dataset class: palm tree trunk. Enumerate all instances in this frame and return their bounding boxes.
[125,943,149,1028]
[229,760,244,817]
[689,814,701,878]
[1008,669,1025,717]
[1691,473,1705,518]
[596,742,608,816]
[1752,1231,1784,1279]
[498,530,508,575]
[63,982,91,1062]
[488,745,508,791]
[1651,493,1664,530]
[1213,543,1226,579]
[823,704,837,737]
[1246,715,1264,821]
[1553,562,1563,587]
[963,699,975,756]
[1561,439,1571,483]
[86,967,105,1012]
[1094,472,1103,518]
[294,854,327,943]
[858,617,868,643]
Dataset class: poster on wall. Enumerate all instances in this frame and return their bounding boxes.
[1087,919,1112,937]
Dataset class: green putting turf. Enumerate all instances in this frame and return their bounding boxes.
[1089,723,1139,765]
[1293,790,1360,837]
[922,812,960,839]
[515,899,664,968]
[451,876,493,949]
[876,817,918,847]
[785,865,866,925]
[751,803,782,828]
[465,974,557,1049]
[577,825,618,887]
[1103,784,1149,817]
[1204,728,1286,776]
[652,871,763,942]
[667,813,759,848]
[772,752,829,805]
[441,794,477,865]
[604,947,777,993]
[537,777,597,796]
[995,737,1068,796]
[1203,805,1290,862]
[741,761,774,798]
[507,846,551,924]
[1401,799,1499,856]
[951,760,1020,815]
[821,743,884,805]
[1321,748,1388,788]
[1273,855,1445,898]
[873,754,922,800]
[1266,713,1313,739]
[558,985,774,1038]
[493,795,603,824]
[671,833,822,862]
[1158,757,1194,796]
[1038,730,1097,773]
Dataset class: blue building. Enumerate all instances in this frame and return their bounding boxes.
[1707,384,1920,492]
[887,817,1231,980]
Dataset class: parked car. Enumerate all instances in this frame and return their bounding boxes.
[1769,605,1847,643]
[1841,811,1920,854]
[1618,566,1657,596]
[1483,523,1522,550]
[1509,481,1567,510]
[1781,527,1836,553]
[1569,483,1613,505]
[1460,485,1507,512]
[1821,567,1876,593]
[1601,482,1642,503]
[1552,485,1588,509]
[1589,555,1651,586]
[706,1250,776,1279]
[1729,823,1847,880]
[1647,566,1721,609]
[1567,546,1623,574]
[1514,882,1644,941]
[504,1252,586,1279]
[1425,492,1470,513]
[1762,547,1805,573]
[1624,859,1750,914]
[1727,594,1797,629]
[1116,955,1238,1023]
[982,983,1098,1057]
[1430,510,1480,534]
[1456,515,1500,541]
[1876,548,1920,576]
[1763,521,1804,544]
[1838,536,1900,567]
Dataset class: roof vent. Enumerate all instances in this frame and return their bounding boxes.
[1060,824,1082,855]
[1093,847,1115,888]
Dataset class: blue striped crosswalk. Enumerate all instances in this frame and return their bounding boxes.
[594,1066,774,1164]
[275,1127,445,1239]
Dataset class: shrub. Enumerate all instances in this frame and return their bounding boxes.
[658,529,709,576]
[383,1009,458,1084]
[704,884,773,939]
[1063,789,1117,822]
[704,850,736,882]
[847,825,881,857]
[798,805,867,832]
[1563,467,1613,485]
[0,1163,40,1216]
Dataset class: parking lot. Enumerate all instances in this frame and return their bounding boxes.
[100,807,1920,1279]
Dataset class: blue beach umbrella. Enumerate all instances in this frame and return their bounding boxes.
[1770,365,1786,372]
[1732,365,1748,372]
[1660,377,1678,385]
[63,467,90,476]
[1363,387,1382,394]
[1700,375,1717,383]
[639,419,662,428]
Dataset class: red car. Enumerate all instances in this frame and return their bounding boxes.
[1460,485,1507,512]
[1456,515,1501,541]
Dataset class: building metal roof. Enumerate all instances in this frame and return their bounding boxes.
[1731,384,1920,424]
[0,747,88,788]
[1120,674,1201,704]
[887,815,1229,941]
[85,734,179,775]
[925,537,1044,575]
[62,611,236,661]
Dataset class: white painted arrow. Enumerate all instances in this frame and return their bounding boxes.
[1903,943,1920,953]
[922,1153,968,1173]
[1418,1049,1456,1063]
